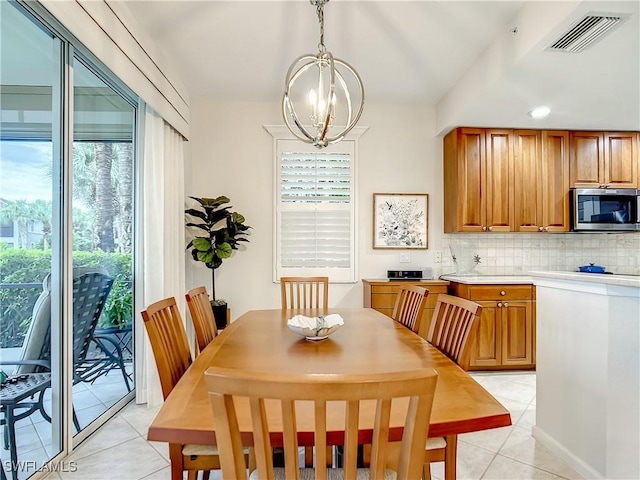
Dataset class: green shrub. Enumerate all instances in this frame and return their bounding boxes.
[0,246,132,347]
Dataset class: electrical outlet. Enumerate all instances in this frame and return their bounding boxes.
[434,251,442,263]
[400,252,411,263]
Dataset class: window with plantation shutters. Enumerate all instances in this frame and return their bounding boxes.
[274,139,357,283]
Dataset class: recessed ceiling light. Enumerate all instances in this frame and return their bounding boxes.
[528,106,551,119]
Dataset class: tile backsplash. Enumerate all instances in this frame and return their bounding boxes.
[440,233,640,276]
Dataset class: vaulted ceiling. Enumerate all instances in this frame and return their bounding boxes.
[121,0,640,134]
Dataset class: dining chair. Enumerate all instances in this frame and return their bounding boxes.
[185,286,218,355]
[205,366,438,480]
[390,285,430,334]
[423,293,482,480]
[279,275,330,466]
[280,276,329,312]
[141,296,220,480]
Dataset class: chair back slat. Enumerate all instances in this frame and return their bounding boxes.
[391,285,429,333]
[205,367,438,480]
[141,297,192,399]
[72,271,114,363]
[427,294,482,371]
[280,277,329,312]
[185,286,218,354]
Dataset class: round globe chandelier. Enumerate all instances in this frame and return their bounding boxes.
[282,0,365,149]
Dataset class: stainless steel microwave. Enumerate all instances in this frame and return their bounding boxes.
[570,188,640,232]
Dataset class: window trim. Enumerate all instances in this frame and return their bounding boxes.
[264,125,368,284]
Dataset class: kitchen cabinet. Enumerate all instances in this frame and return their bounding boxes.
[362,279,449,340]
[448,282,535,370]
[514,130,570,232]
[444,128,513,233]
[569,131,638,188]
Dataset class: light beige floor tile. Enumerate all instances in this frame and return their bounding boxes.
[137,465,174,480]
[479,376,537,404]
[1,444,53,480]
[33,418,53,447]
[41,473,62,480]
[517,404,536,430]
[118,402,162,436]
[66,417,140,461]
[431,440,497,480]
[459,425,514,454]
[58,437,168,480]
[5,422,44,454]
[498,425,581,479]
[74,404,109,431]
[492,394,530,426]
[147,441,170,462]
[482,454,568,479]
[88,382,130,407]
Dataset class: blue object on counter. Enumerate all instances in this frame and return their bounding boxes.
[578,263,606,273]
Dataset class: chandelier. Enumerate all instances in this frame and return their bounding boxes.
[282,0,364,149]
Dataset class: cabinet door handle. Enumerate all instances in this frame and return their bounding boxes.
[482,226,487,231]
[538,226,544,232]
[544,226,549,232]
[488,226,493,232]
[497,302,503,307]
[500,290,506,296]
[504,302,509,308]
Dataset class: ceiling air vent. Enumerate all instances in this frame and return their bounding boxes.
[547,13,628,53]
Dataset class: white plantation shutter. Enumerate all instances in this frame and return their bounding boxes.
[275,141,357,283]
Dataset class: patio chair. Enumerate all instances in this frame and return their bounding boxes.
[0,269,117,479]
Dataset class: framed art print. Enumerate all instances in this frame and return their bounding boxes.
[373,193,428,249]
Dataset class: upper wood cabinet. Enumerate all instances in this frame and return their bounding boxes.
[444,128,513,233]
[513,130,570,232]
[570,131,638,188]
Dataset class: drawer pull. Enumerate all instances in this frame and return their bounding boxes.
[500,290,506,296]
[504,302,509,308]
[497,302,503,307]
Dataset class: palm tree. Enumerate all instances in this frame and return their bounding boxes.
[114,142,133,253]
[0,199,30,248]
[93,142,116,252]
[29,200,52,250]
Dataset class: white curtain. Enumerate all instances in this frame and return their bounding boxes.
[134,102,186,406]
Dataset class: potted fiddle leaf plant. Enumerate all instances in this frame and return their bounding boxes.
[185,195,251,329]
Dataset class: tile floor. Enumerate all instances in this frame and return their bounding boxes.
[28,371,583,480]
[1,364,133,480]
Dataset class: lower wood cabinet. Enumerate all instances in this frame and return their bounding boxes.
[362,279,450,340]
[448,282,536,370]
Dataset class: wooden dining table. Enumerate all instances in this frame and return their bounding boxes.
[147,308,511,478]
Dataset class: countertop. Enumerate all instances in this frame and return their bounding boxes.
[529,270,640,288]
[439,274,534,285]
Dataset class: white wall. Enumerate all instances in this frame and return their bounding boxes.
[186,100,444,319]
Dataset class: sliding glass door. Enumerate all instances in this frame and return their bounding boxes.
[71,57,135,430]
[0,2,64,477]
[1,3,137,478]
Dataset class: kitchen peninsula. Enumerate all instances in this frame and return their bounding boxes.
[530,271,640,480]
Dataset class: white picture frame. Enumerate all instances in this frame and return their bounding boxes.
[373,193,428,249]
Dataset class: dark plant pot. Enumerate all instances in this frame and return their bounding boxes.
[211,303,228,330]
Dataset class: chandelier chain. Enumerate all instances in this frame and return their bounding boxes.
[316,1,326,52]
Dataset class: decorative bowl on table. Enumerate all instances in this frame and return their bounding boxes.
[286,314,344,341]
